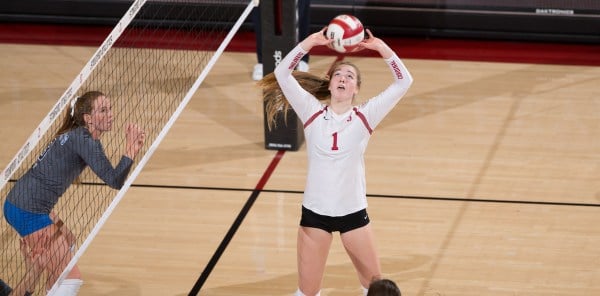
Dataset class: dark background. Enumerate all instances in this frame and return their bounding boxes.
[0,0,599,44]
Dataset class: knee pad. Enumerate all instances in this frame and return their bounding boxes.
[50,279,83,296]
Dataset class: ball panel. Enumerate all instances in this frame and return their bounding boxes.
[326,14,365,53]
[326,23,345,40]
[329,15,363,39]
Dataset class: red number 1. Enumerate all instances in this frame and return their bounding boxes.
[331,132,339,150]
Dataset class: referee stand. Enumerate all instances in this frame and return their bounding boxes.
[260,0,305,151]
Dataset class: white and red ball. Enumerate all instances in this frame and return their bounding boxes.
[326,14,365,53]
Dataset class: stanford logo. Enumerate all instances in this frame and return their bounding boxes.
[390,61,404,80]
[289,52,304,70]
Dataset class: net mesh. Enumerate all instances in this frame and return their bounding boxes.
[0,0,252,294]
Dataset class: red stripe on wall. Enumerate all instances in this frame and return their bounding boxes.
[1,23,598,66]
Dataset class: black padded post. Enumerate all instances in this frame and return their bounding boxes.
[261,0,305,151]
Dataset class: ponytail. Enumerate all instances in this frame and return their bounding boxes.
[259,71,330,130]
[55,91,105,137]
[258,61,361,130]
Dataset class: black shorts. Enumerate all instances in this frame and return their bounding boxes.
[300,206,370,233]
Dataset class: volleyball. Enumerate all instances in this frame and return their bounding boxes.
[326,14,365,53]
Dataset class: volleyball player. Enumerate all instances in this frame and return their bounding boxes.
[259,28,413,296]
[3,91,145,295]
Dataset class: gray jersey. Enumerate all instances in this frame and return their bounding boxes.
[7,126,133,214]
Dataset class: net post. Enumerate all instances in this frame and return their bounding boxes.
[261,0,305,151]
[47,1,259,295]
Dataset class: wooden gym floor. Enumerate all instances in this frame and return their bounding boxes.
[0,32,599,295]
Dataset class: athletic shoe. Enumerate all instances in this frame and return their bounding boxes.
[252,63,263,81]
[298,60,309,72]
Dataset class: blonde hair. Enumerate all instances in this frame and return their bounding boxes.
[258,61,361,130]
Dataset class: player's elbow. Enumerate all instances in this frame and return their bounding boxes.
[106,178,126,189]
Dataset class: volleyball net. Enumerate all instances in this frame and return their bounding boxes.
[0,0,256,294]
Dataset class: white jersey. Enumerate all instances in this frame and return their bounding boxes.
[274,45,413,216]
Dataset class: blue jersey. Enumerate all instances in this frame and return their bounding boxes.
[6,126,133,214]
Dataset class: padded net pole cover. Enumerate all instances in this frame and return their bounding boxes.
[261,0,305,151]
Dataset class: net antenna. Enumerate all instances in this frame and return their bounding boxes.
[0,0,258,295]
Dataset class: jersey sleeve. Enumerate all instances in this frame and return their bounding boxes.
[359,53,414,129]
[74,134,133,189]
[273,45,323,123]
